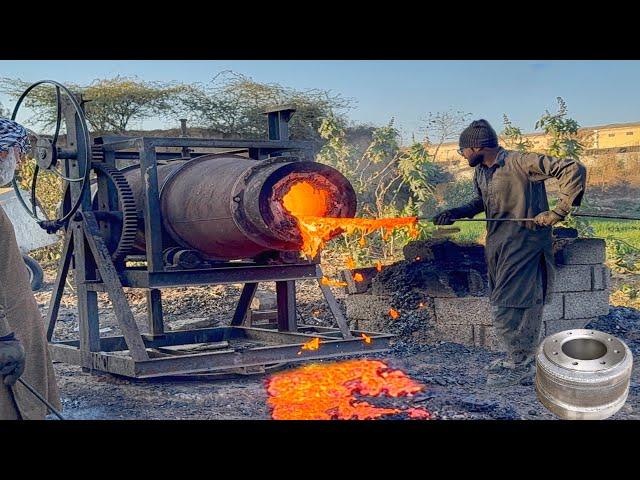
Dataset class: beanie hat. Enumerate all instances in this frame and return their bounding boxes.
[459,119,499,149]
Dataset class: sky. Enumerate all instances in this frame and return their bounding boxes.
[1,60,639,143]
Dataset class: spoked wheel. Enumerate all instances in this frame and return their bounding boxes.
[10,80,92,234]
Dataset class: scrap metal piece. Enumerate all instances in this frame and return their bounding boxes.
[535,329,633,420]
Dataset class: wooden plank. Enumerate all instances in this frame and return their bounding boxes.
[82,212,149,361]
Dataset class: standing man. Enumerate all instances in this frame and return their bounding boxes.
[433,119,587,388]
[0,118,61,419]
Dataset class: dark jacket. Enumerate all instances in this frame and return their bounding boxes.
[452,148,587,308]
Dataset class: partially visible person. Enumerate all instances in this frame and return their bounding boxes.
[0,118,61,419]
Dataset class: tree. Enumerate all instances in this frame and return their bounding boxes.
[535,97,584,159]
[317,116,440,259]
[173,71,352,141]
[501,114,533,153]
[420,110,472,160]
[0,76,186,134]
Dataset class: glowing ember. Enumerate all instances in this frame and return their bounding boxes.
[345,257,356,269]
[297,337,321,356]
[281,181,418,257]
[321,276,347,287]
[389,308,400,319]
[266,359,431,420]
[407,408,432,419]
[415,256,421,261]
[361,333,372,344]
[375,260,383,272]
[353,273,364,282]
[418,302,425,308]
[302,337,321,351]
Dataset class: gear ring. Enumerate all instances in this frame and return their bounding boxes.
[92,160,138,263]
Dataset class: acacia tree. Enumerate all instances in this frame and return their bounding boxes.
[420,110,472,160]
[173,71,352,141]
[0,76,186,134]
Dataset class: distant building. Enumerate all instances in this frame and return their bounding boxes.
[427,121,640,162]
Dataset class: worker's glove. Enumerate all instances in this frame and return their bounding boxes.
[0,333,26,386]
[533,210,565,227]
[432,209,457,225]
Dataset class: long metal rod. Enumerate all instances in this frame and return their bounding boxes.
[419,213,640,223]
[16,378,65,420]
[419,217,534,222]
[573,212,640,221]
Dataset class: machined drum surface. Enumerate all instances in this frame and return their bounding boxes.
[535,329,633,420]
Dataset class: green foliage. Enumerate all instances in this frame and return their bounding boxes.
[502,114,533,153]
[317,116,440,260]
[535,97,584,159]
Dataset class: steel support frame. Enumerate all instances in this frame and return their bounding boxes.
[46,114,390,379]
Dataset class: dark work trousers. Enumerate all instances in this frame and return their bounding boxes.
[491,262,545,365]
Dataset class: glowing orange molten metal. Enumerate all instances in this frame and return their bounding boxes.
[345,257,356,269]
[361,333,372,344]
[266,359,431,420]
[301,337,321,351]
[389,308,400,319]
[353,273,364,282]
[281,181,418,257]
[375,260,383,272]
[321,276,347,287]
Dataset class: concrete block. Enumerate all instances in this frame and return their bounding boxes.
[344,294,392,321]
[592,265,611,291]
[433,297,492,325]
[168,317,221,331]
[250,291,277,310]
[542,293,564,321]
[550,265,592,292]
[340,267,378,294]
[554,238,606,265]
[603,266,611,290]
[564,290,610,319]
[433,323,474,346]
[473,325,506,351]
[543,318,596,336]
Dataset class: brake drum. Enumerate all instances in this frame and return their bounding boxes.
[535,329,633,420]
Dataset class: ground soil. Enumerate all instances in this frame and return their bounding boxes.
[34,261,639,421]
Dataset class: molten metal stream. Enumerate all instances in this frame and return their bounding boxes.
[282,181,419,257]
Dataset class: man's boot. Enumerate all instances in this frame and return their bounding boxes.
[486,356,536,388]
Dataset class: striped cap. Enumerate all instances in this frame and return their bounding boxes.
[0,118,30,154]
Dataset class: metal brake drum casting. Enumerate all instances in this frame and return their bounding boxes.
[535,329,633,420]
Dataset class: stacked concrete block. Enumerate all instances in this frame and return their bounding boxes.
[344,237,611,352]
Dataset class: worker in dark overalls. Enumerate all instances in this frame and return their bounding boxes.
[433,119,587,388]
[0,118,60,419]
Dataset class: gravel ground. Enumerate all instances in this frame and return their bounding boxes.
[32,263,639,420]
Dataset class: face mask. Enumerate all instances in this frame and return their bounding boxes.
[0,147,18,186]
